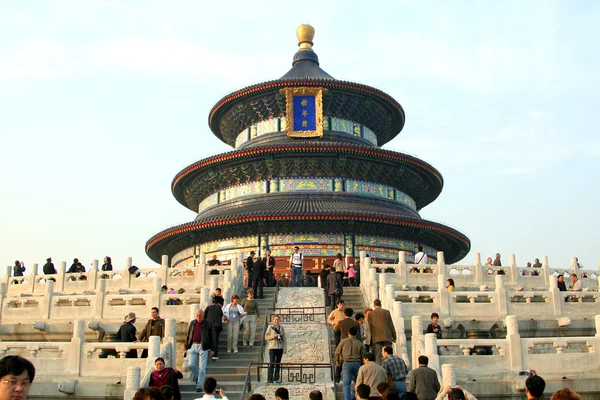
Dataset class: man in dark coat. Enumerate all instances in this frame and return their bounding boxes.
[246,251,255,288]
[43,257,57,282]
[408,356,440,400]
[368,299,397,365]
[253,255,266,299]
[326,266,344,311]
[185,308,214,392]
[204,298,223,360]
[138,307,166,358]
[117,312,138,358]
[320,264,331,306]
[262,249,276,287]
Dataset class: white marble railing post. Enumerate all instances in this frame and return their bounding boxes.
[548,275,562,316]
[411,315,424,370]
[424,333,440,376]
[441,364,457,388]
[68,319,85,375]
[438,274,449,316]
[474,252,484,285]
[124,366,141,400]
[89,260,98,290]
[392,301,408,365]
[43,280,55,319]
[31,263,39,292]
[152,278,162,309]
[541,255,550,284]
[379,274,388,306]
[200,288,211,311]
[495,275,508,318]
[210,276,219,295]
[96,278,107,319]
[437,251,446,280]
[196,252,206,288]
[595,315,600,337]
[223,270,232,301]
[146,336,161,368]
[506,315,523,372]
[0,282,6,322]
[4,266,10,285]
[58,261,67,292]
[397,251,407,282]
[164,318,177,368]
[509,254,518,285]
[385,284,395,311]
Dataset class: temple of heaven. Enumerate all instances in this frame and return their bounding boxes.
[146,24,471,270]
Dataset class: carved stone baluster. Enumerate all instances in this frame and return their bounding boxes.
[553,340,568,354]
[459,345,471,355]
[585,341,595,353]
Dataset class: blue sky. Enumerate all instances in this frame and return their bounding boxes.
[1,1,599,271]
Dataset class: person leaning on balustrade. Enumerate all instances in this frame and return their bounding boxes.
[117,312,138,358]
[0,355,35,400]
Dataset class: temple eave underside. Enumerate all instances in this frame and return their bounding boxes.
[146,215,470,264]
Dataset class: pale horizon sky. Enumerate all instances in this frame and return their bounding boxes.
[1,1,599,272]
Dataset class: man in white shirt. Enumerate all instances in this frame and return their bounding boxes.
[289,246,304,287]
[194,377,228,400]
[415,246,428,264]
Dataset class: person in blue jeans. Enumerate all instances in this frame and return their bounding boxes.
[184,309,214,392]
[382,345,409,394]
[334,326,366,400]
[289,246,304,287]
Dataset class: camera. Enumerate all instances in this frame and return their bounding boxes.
[519,370,533,377]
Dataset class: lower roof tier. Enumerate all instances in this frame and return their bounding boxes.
[172,142,444,213]
[146,196,470,264]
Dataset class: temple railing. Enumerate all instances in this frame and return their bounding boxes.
[242,363,332,399]
[412,315,600,382]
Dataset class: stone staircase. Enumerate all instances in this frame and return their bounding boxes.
[330,286,366,400]
[179,287,277,400]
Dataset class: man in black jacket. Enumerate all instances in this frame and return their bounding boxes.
[117,312,138,358]
[185,309,214,392]
[246,251,255,288]
[204,298,223,361]
[320,264,331,306]
[253,255,266,299]
[42,257,57,282]
[327,266,344,311]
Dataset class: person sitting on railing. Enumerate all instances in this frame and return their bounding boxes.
[265,315,287,383]
[425,313,442,340]
[194,377,228,400]
[68,258,79,273]
[335,325,366,399]
[415,246,428,265]
[117,312,138,358]
[12,260,26,284]
[567,273,583,302]
[275,387,289,400]
[484,257,493,266]
[208,255,221,276]
[149,357,182,400]
[100,256,112,279]
[435,386,478,400]
[533,258,542,268]
[166,287,180,305]
[551,388,581,400]
[68,262,87,281]
[493,253,502,266]
[557,275,567,292]
[446,279,455,292]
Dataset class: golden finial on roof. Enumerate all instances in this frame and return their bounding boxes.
[296,24,315,51]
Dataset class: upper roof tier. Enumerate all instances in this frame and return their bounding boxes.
[208,24,406,148]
